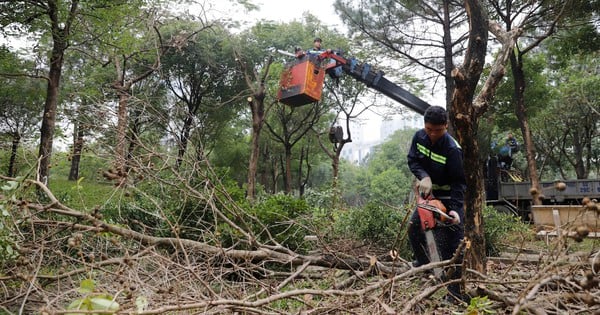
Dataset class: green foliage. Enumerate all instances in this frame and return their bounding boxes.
[47,178,116,211]
[303,187,336,211]
[0,178,20,265]
[484,53,552,132]
[334,203,412,257]
[369,168,412,206]
[99,174,250,246]
[0,48,44,155]
[339,129,416,208]
[250,193,312,251]
[530,52,599,179]
[338,160,370,207]
[546,24,600,67]
[65,278,120,314]
[453,295,495,315]
[0,145,37,177]
[100,182,176,237]
[483,206,530,256]
[46,152,110,183]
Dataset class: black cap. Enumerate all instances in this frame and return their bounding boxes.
[314,37,322,43]
[423,106,448,125]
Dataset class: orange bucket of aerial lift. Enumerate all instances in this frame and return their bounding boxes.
[277,56,326,107]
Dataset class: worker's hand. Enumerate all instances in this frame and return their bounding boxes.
[418,177,432,197]
[448,210,461,225]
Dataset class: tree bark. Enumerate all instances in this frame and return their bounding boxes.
[297,146,310,196]
[8,133,20,177]
[451,0,488,276]
[177,115,194,168]
[114,88,129,182]
[238,54,273,201]
[38,2,75,184]
[510,52,542,205]
[68,121,84,181]
[247,96,265,200]
[442,0,458,136]
[284,146,292,194]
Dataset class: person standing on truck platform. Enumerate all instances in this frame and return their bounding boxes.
[407,105,467,304]
[497,132,519,170]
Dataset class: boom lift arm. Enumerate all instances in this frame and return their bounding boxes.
[320,51,431,115]
[277,51,432,115]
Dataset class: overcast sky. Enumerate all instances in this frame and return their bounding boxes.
[208,0,343,29]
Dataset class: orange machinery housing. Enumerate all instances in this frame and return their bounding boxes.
[277,56,326,107]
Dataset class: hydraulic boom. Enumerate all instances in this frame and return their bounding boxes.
[277,51,432,115]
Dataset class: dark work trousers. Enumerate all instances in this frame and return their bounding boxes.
[408,206,465,297]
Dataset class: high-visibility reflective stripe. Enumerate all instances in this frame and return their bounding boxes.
[417,143,430,156]
[430,152,446,164]
[433,184,451,190]
[451,136,461,149]
[417,143,447,165]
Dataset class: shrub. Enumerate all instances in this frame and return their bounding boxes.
[334,203,413,258]
[249,193,312,252]
[0,179,21,266]
[483,205,530,256]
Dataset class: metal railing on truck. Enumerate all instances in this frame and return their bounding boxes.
[500,179,600,202]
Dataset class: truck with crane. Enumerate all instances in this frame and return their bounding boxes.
[276,50,600,220]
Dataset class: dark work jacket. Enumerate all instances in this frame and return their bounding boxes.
[407,129,466,219]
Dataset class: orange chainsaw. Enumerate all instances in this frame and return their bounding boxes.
[416,194,455,279]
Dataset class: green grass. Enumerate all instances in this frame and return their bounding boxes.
[48,178,119,211]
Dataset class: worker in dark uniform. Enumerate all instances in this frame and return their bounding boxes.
[306,37,327,56]
[497,132,519,170]
[306,37,342,82]
[406,105,467,303]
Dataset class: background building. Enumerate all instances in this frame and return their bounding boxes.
[341,113,422,164]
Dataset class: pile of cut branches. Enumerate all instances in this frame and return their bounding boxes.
[1,175,598,314]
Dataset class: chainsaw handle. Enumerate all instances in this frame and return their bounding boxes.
[418,204,453,220]
[417,204,460,226]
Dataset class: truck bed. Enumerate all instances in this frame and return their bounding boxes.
[500,179,600,201]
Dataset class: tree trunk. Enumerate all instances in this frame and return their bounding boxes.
[442,0,457,136]
[297,146,311,197]
[247,97,264,200]
[177,115,193,168]
[284,146,292,194]
[8,133,20,177]
[510,51,542,205]
[573,132,586,179]
[259,146,271,193]
[126,115,141,173]
[238,53,273,201]
[115,89,129,182]
[38,40,67,184]
[68,121,84,181]
[452,0,488,275]
[37,0,78,185]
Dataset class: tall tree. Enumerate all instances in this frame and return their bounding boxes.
[266,101,330,194]
[333,0,468,114]
[454,13,522,274]
[0,0,83,184]
[236,51,273,201]
[60,52,113,181]
[315,73,371,193]
[234,18,331,200]
[533,53,600,179]
[0,48,44,177]
[161,23,242,168]
[488,0,584,205]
